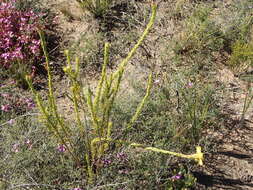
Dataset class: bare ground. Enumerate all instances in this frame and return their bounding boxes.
[194,68,253,190]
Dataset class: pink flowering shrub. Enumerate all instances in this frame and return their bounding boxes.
[0,91,35,114]
[0,1,42,68]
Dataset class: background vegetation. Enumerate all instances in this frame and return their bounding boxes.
[1,0,253,189]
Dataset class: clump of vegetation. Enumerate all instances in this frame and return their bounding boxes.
[26,3,203,186]
[26,3,158,184]
[230,40,253,70]
[166,164,196,189]
[0,1,42,71]
[76,0,113,18]
[0,1,42,63]
[0,89,35,115]
[0,0,59,88]
[173,5,224,56]
[2,0,253,189]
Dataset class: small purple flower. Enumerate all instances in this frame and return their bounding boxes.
[57,144,66,152]
[1,104,11,112]
[21,17,27,22]
[102,158,112,166]
[32,39,40,45]
[171,174,182,180]
[154,79,160,85]
[9,80,16,85]
[118,169,129,174]
[187,82,193,88]
[27,102,35,109]
[1,53,10,60]
[8,119,14,125]
[29,45,39,54]
[12,143,20,153]
[25,139,33,149]
[25,98,33,103]
[116,152,128,162]
[25,98,35,109]
[1,93,10,98]
[72,188,82,190]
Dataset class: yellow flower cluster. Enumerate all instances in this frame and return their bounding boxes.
[131,144,204,166]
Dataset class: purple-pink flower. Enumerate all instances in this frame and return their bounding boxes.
[186,82,194,88]
[57,144,66,153]
[1,104,11,112]
[0,0,43,69]
[1,93,10,98]
[8,119,14,125]
[102,158,112,166]
[25,139,33,149]
[25,98,35,109]
[72,188,82,190]
[116,152,128,162]
[171,174,182,180]
[154,79,160,85]
[118,169,129,174]
[12,143,20,153]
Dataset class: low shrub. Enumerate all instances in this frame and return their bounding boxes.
[173,5,224,56]
[230,40,253,71]
[76,0,114,18]
[0,0,58,88]
[27,3,203,185]
[0,1,42,68]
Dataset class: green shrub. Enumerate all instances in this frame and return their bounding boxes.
[0,0,59,88]
[27,3,157,184]
[0,116,84,190]
[26,3,205,186]
[230,40,253,70]
[221,1,253,43]
[76,0,114,18]
[173,4,224,56]
[166,164,196,190]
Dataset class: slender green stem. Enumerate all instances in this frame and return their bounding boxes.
[128,74,153,129]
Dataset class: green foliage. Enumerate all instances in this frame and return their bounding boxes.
[115,70,217,147]
[173,4,224,56]
[230,39,253,124]
[166,165,196,190]
[76,0,113,18]
[228,14,253,72]
[178,81,214,142]
[230,40,253,68]
[69,31,106,71]
[26,3,157,183]
[0,116,84,189]
[2,0,235,188]
[221,1,253,43]
[240,82,253,124]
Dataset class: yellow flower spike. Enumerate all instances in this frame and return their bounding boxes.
[188,146,204,166]
[130,144,204,166]
[63,66,71,73]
